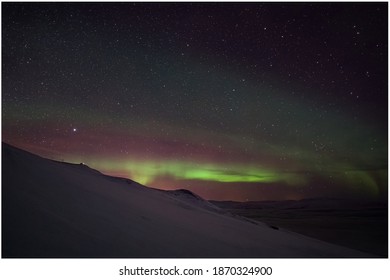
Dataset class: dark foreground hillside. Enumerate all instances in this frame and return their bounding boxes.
[2,143,373,258]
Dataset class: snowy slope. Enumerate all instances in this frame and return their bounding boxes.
[2,143,371,257]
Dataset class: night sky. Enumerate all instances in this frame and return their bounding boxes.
[2,3,388,201]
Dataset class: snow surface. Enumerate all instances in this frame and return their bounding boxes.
[2,143,372,257]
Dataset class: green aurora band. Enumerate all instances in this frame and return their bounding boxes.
[67,156,386,198]
[75,158,306,186]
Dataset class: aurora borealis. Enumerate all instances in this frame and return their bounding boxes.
[2,3,387,201]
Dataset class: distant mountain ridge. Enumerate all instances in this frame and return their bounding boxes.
[210,198,387,256]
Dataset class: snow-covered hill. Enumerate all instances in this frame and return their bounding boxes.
[2,143,371,257]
